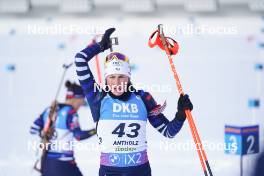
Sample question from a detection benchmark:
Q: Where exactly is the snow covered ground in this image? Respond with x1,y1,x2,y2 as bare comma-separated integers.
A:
0,16,263,175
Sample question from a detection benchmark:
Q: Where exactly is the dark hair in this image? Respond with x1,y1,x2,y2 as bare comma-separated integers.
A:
65,80,84,97
65,80,75,89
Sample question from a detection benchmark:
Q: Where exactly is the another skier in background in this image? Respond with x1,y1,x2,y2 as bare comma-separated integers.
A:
30,81,96,176
74,28,193,176
252,150,264,176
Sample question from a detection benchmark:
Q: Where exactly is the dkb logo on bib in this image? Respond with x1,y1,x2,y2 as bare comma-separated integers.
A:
113,103,138,113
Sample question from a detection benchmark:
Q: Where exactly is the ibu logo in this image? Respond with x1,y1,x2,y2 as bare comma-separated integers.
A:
113,103,138,113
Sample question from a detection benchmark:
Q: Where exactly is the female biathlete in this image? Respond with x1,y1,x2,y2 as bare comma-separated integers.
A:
74,28,193,176
30,81,96,176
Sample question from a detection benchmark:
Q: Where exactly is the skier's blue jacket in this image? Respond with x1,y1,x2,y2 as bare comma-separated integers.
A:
30,104,94,161
75,43,185,167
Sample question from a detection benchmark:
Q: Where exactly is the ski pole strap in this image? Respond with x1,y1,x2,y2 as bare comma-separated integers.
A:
148,27,179,55
110,37,119,52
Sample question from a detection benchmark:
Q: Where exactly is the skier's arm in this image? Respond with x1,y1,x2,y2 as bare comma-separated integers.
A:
148,112,186,139
140,91,193,138
30,111,45,136
66,110,96,141
75,28,115,122
75,43,102,122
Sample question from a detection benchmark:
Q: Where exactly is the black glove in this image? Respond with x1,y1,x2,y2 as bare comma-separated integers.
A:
175,94,193,121
99,28,115,52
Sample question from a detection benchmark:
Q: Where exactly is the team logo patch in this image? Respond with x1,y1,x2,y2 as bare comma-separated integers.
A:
149,101,167,116
109,154,120,165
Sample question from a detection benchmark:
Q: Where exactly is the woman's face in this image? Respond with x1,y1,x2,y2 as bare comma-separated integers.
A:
106,74,129,96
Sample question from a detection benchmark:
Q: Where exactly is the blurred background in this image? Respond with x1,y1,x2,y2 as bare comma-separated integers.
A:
0,0,264,175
